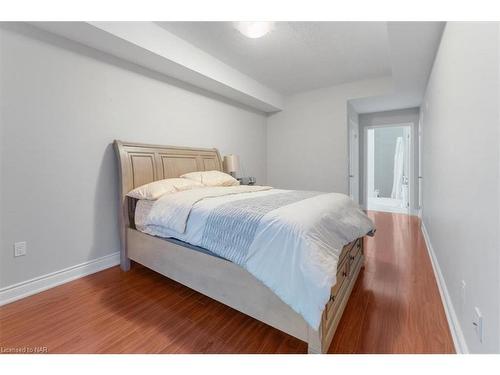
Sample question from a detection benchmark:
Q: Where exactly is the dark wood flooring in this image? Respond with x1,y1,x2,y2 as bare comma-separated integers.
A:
0,211,455,353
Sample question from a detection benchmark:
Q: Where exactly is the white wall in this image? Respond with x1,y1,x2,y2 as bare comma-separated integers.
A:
358,108,420,211
0,23,268,288
421,22,499,353
266,77,391,192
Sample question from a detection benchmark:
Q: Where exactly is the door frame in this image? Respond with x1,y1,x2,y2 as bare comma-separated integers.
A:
348,118,360,204
418,113,423,218
363,122,414,215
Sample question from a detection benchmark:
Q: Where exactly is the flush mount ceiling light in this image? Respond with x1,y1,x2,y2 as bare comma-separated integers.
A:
234,21,275,39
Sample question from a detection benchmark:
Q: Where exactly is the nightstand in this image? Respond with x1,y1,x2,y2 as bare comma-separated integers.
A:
237,177,256,185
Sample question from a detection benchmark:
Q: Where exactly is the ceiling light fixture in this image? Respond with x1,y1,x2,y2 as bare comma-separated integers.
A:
234,21,275,39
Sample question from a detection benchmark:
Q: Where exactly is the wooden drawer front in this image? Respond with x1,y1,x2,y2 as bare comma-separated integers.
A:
326,257,350,325
323,238,364,335
331,239,360,301
350,251,363,279
323,253,364,337
323,265,350,332
339,240,356,265
348,240,362,278
331,257,349,297
348,239,362,263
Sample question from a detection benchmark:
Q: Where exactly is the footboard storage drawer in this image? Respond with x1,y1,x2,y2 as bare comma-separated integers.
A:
338,239,357,265
324,263,350,329
348,239,362,275
321,238,364,348
330,257,350,303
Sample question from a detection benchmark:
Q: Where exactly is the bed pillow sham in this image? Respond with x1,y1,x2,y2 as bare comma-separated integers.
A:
127,178,204,200
180,170,240,187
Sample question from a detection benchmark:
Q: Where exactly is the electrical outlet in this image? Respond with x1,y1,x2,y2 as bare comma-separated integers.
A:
14,241,27,257
472,307,483,343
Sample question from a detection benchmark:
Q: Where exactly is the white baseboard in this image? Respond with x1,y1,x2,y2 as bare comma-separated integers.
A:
420,222,469,354
0,251,120,306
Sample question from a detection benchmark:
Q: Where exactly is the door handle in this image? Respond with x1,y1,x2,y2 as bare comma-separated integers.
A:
349,175,355,178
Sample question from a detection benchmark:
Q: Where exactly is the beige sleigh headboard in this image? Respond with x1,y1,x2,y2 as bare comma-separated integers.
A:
114,140,223,200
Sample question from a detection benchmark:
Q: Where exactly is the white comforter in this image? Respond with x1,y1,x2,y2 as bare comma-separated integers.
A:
137,187,374,330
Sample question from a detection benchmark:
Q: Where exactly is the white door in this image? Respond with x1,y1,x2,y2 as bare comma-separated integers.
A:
348,120,359,204
366,128,375,201
401,127,411,210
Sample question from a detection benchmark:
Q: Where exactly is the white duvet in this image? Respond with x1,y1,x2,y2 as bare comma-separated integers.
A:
136,187,374,330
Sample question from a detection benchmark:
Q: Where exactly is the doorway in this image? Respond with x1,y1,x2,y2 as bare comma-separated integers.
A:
348,118,359,204
365,124,412,214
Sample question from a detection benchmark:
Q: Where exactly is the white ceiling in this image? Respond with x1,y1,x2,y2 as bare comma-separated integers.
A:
157,21,444,113
157,22,392,95
351,22,445,113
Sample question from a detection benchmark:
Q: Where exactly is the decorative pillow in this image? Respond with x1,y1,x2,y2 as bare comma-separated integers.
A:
181,170,240,187
127,178,204,200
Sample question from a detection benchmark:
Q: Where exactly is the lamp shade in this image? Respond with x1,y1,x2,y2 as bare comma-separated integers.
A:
224,154,240,174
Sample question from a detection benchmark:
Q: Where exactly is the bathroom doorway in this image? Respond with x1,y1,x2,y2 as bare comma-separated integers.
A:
365,124,412,214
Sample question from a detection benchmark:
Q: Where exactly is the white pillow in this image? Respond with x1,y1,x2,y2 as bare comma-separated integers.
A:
181,170,239,187
127,178,203,200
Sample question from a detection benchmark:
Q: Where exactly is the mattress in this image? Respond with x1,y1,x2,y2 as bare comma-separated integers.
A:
135,199,223,258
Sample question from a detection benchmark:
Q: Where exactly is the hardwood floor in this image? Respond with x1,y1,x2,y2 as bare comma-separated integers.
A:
0,211,455,354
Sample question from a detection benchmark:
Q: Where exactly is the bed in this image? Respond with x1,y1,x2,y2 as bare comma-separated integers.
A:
114,140,373,354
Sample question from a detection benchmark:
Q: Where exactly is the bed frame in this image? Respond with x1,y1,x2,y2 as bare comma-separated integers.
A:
114,140,365,354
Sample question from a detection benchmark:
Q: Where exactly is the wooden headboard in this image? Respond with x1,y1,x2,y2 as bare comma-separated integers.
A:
113,140,223,269
114,140,223,200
